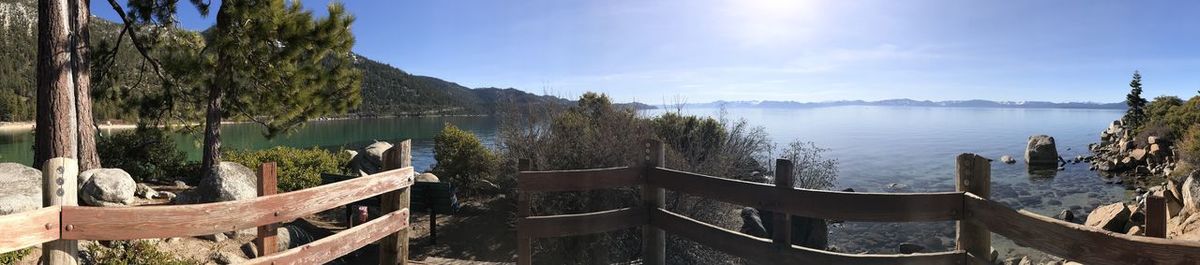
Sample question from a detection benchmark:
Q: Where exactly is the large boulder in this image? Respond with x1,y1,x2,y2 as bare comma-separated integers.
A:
416,172,440,183
79,169,137,206
347,141,392,175
0,163,41,215
199,162,258,202
1085,203,1131,233
1184,174,1200,217
1025,135,1059,169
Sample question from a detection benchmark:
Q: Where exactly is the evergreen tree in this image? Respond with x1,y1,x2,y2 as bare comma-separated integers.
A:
115,0,362,179
1124,71,1147,129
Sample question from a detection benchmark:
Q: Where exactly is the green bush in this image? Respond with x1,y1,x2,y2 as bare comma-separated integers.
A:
86,240,199,265
432,123,499,196
97,127,190,183
1179,125,1200,170
223,147,351,192
0,247,31,264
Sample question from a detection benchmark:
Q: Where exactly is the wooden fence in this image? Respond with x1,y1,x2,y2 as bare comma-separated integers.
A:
0,140,417,265
516,140,1200,265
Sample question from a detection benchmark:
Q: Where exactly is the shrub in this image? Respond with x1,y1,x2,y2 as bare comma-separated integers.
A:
223,147,351,192
97,127,190,183
497,93,831,264
1178,125,1200,172
778,140,839,190
85,240,199,265
0,248,31,264
432,123,500,196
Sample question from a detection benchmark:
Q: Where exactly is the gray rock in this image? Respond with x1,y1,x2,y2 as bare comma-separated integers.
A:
199,162,258,202
1000,155,1016,164
79,168,137,206
347,141,393,175
0,163,41,215
200,232,228,242
1025,135,1059,169
1183,173,1200,216
416,172,440,183
1057,209,1075,222
135,183,157,199
896,242,924,254
212,251,246,265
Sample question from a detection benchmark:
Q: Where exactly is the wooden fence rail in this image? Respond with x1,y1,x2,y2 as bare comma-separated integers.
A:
0,139,417,265
515,139,1200,265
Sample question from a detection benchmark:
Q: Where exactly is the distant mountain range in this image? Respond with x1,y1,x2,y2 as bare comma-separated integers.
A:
683,99,1126,110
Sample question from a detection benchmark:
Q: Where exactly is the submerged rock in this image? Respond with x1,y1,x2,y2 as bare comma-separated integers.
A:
1000,155,1016,164
1025,135,1059,170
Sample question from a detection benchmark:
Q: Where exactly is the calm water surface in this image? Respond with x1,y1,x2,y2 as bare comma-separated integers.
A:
0,106,1126,260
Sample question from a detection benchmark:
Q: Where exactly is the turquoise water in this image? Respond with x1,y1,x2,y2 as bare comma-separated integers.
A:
0,106,1126,259
0,116,498,173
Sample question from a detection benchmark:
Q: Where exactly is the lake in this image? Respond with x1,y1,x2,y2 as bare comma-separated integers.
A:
0,106,1126,259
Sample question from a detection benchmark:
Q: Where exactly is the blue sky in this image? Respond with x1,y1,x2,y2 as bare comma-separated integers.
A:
91,0,1200,104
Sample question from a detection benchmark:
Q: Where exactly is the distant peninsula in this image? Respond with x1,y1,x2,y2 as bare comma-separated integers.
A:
684,99,1126,110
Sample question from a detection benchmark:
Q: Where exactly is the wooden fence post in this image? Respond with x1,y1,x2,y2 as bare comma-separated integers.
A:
642,140,665,265
381,140,412,265
255,162,278,257
42,157,78,265
517,159,532,265
772,159,794,250
956,153,991,262
1146,191,1166,238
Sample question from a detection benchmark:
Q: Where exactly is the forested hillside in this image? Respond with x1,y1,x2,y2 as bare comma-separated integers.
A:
0,0,608,122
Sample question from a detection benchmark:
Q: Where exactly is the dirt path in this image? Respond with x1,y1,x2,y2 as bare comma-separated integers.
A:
331,195,517,264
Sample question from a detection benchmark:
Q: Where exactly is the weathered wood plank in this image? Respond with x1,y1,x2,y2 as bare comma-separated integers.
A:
255,162,279,257
772,159,794,250
60,167,414,240
955,154,990,261
648,208,965,265
0,206,61,253
964,193,1200,265
518,166,643,192
518,207,648,238
1145,192,1166,238
641,139,665,265
245,209,410,265
380,140,413,265
647,168,963,222
41,157,78,265
517,159,533,265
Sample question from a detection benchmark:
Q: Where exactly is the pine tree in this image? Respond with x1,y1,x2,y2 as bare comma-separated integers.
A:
114,0,362,179
1124,71,1147,130
34,0,101,170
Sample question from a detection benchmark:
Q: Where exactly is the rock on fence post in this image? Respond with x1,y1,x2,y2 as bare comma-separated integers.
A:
956,153,991,262
642,140,665,265
42,157,78,265
380,139,412,265
255,162,278,257
773,159,794,250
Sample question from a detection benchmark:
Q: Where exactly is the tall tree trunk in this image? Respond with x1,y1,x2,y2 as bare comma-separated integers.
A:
71,0,100,171
199,81,223,178
200,5,231,179
35,0,79,169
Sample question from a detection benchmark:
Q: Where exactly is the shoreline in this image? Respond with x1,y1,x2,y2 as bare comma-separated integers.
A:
0,114,492,133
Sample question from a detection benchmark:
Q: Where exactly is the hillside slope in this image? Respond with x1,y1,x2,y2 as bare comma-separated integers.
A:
0,0,576,121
